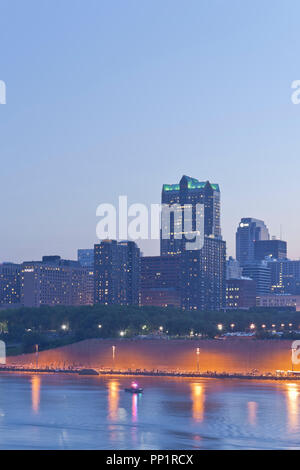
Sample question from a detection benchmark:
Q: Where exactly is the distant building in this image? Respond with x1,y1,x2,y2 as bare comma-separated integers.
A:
256,294,300,311
94,240,140,305
226,257,243,280
161,175,221,256
254,239,287,261
226,278,256,309
21,256,92,307
236,218,269,266
141,255,181,308
78,249,94,267
242,260,271,295
0,263,21,307
268,259,300,294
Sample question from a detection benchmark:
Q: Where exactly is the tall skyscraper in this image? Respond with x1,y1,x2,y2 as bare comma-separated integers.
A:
94,240,140,305
159,175,226,311
161,175,221,256
236,218,269,266
268,259,300,295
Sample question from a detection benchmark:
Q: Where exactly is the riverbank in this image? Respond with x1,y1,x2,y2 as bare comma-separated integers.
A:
1,365,300,381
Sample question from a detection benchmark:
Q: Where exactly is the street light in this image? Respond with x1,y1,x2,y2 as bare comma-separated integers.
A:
98,324,102,329
112,345,116,369
61,324,68,331
196,348,200,373
291,346,298,372
250,323,255,330
217,324,223,331
120,331,125,337
230,323,235,329
159,326,164,331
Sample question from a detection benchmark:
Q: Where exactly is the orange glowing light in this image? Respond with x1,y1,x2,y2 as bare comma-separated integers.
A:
31,375,41,413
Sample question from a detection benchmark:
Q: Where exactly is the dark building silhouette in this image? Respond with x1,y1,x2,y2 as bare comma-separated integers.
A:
0,263,21,307
236,218,269,266
94,240,140,305
254,239,287,261
226,278,256,309
161,175,221,256
141,255,181,307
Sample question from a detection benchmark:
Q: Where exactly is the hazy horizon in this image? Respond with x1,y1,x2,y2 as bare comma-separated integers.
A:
1,0,300,263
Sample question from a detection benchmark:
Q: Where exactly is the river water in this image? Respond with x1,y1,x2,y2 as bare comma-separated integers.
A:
0,373,299,449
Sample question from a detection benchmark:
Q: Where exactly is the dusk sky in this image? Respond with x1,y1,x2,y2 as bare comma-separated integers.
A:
1,0,300,263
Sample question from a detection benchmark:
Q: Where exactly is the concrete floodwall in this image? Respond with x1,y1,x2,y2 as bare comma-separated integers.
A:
6,338,297,374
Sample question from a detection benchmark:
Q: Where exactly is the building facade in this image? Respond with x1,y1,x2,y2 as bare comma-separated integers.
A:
21,256,92,307
256,294,300,311
180,237,226,311
254,239,287,261
94,240,140,305
226,278,256,309
236,218,269,266
78,249,94,267
0,263,21,307
140,255,181,308
161,175,221,256
242,261,271,295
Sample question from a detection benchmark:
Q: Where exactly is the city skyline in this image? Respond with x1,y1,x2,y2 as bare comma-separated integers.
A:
1,1,300,264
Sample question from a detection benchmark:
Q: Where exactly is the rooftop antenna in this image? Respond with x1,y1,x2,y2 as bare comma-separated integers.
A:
280,224,283,241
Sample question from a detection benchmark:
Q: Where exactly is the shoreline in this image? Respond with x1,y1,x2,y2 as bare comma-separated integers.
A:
0,366,299,381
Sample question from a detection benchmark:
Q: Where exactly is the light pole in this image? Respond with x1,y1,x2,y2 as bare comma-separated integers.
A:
291,347,297,372
112,345,116,370
196,348,200,373
35,344,39,370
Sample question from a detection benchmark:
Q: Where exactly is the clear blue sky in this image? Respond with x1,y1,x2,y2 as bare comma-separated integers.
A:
1,0,300,262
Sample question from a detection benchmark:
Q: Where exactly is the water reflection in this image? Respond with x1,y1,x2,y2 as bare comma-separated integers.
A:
132,393,138,423
108,380,119,421
286,383,300,431
247,401,258,426
191,383,205,422
31,375,41,413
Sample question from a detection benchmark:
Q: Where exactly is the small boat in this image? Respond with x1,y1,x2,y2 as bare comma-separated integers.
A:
124,381,143,393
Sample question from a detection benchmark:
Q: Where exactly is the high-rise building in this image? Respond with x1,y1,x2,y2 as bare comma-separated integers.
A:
161,175,221,256
242,260,271,295
254,239,287,261
21,256,92,307
0,263,21,307
78,249,94,267
180,237,226,311
94,240,140,305
140,256,181,307
236,218,269,266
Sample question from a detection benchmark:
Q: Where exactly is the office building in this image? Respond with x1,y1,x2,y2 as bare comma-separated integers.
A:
226,278,256,309
268,259,300,294
236,218,269,266
226,257,243,280
94,240,140,305
161,175,221,256
21,256,92,307
180,237,226,311
254,238,287,261
256,294,300,311
141,255,181,307
0,263,21,307
242,260,271,295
